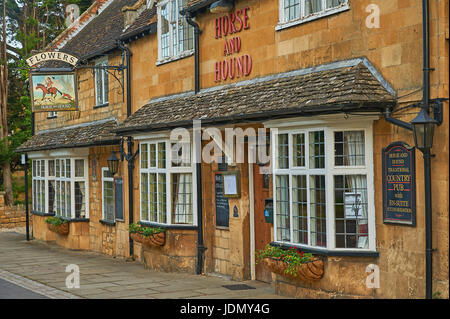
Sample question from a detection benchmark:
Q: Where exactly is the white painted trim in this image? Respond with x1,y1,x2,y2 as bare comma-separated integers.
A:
102,167,114,221
271,119,376,252
276,1,350,31
248,153,256,281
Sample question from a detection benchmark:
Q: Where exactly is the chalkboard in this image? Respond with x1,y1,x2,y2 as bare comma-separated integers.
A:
382,142,416,226
215,174,229,227
115,178,124,221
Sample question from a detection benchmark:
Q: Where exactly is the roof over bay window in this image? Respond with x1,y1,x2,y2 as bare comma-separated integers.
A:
114,57,396,134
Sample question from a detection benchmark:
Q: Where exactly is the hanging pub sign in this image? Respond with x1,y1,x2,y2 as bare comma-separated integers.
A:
26,51,78,67
30,71,78,112
382,141,416,226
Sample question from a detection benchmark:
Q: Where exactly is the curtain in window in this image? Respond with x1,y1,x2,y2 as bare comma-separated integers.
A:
305,0,322,15
173,173,192,224
345,131,368,248
276,175,290,242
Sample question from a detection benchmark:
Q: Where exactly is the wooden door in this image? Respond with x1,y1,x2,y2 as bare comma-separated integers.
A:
253,164,272,283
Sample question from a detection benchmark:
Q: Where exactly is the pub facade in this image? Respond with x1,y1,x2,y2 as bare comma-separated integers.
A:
17,0,449,299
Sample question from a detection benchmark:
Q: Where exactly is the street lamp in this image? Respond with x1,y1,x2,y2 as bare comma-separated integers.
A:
107,151,120,175
411,108,438,152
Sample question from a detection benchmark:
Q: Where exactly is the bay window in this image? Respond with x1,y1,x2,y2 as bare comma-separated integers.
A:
139,139,195,226
272,125,374,251
157,0,194,63
32,157,89,219
277,0,349,30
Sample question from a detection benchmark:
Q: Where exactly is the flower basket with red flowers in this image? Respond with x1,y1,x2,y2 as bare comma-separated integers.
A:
255,245,324,282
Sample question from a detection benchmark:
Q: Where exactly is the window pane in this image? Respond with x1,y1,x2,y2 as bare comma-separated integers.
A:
309,131,325,169
158,173,167,224
171,142,191,167
160,4,170,58
292,175,308,244
275,175,290,242
66,159,71,178
310,175,326,247
171,173,193,224
150,144,157,167
66,181,71,218
285,0,300,21
305,0,323,15
149,173,158,222
334,175,368,248
293,133,305,167
56,160,60,177
75,159,84,177
141,144,148,169
158,142,166,168
277,134,289,169
40,160,45,177
103,180,114,221
48,160,55,177
48,181,55,213
334,131,365,166
327,0,346,9
141,173,149,220
75,181,85,218
32,160,36,177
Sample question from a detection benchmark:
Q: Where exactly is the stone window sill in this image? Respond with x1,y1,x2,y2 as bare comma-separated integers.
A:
94,102,109,109
100,219,116,226
139,221,197,230
31,211,55,217
156,50,194,67
270,242,379,258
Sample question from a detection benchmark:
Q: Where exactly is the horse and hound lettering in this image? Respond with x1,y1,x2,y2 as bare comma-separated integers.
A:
30,72,78,112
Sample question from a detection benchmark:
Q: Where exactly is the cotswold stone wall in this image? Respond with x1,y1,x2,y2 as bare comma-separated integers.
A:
0,192,30,229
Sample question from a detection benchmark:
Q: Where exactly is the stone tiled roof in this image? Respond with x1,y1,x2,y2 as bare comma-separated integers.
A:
61,0,137,59
115,59,396,134
16,120,120,152
120,6,157,41
183,0,216,13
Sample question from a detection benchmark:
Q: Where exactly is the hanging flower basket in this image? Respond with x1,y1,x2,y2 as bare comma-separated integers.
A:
263,257,324,282
129,223,166,247
46,222,69,235
256,244,324,282
130,232,165,247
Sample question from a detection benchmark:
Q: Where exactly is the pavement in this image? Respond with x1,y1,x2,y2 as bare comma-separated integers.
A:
0,230,288,299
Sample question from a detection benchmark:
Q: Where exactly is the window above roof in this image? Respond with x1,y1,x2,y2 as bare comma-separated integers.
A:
277,0,350,31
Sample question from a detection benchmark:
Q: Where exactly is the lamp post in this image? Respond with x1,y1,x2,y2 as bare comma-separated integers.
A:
410,107,438,299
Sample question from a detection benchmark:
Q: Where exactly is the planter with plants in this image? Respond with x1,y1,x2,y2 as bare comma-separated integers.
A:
256,245,324,282
45,216,70,235
128,223,166,247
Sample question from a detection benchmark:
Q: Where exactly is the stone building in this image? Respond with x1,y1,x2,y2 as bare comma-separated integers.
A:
17,0,449,299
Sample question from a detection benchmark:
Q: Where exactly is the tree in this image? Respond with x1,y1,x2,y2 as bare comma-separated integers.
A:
1,0,93,204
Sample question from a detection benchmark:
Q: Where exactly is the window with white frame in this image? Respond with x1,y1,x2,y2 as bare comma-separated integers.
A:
102,167,115,222
157,0,194,62
272,125,374,251
278,0,349,29
95,57,109,106
32,158,89,218
139,139,195,225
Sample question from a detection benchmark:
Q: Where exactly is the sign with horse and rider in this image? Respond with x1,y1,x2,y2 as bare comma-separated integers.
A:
30,71,78,112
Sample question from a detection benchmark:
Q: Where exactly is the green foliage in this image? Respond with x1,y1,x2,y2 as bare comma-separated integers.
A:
432,291,442,299
255,244,314,277
128,223,165,237
45,216,68,226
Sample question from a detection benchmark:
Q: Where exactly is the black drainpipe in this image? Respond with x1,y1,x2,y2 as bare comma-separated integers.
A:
185,12,205,274
119,40,135,257
422,0,434,300
186,12,201,93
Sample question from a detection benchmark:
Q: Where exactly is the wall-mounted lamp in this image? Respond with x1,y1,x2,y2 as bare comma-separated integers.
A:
410,108,438,152
209,0,234,13
107,151,120,175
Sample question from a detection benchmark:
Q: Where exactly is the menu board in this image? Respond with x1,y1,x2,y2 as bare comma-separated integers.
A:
215,174,229,227
382,142,416,226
